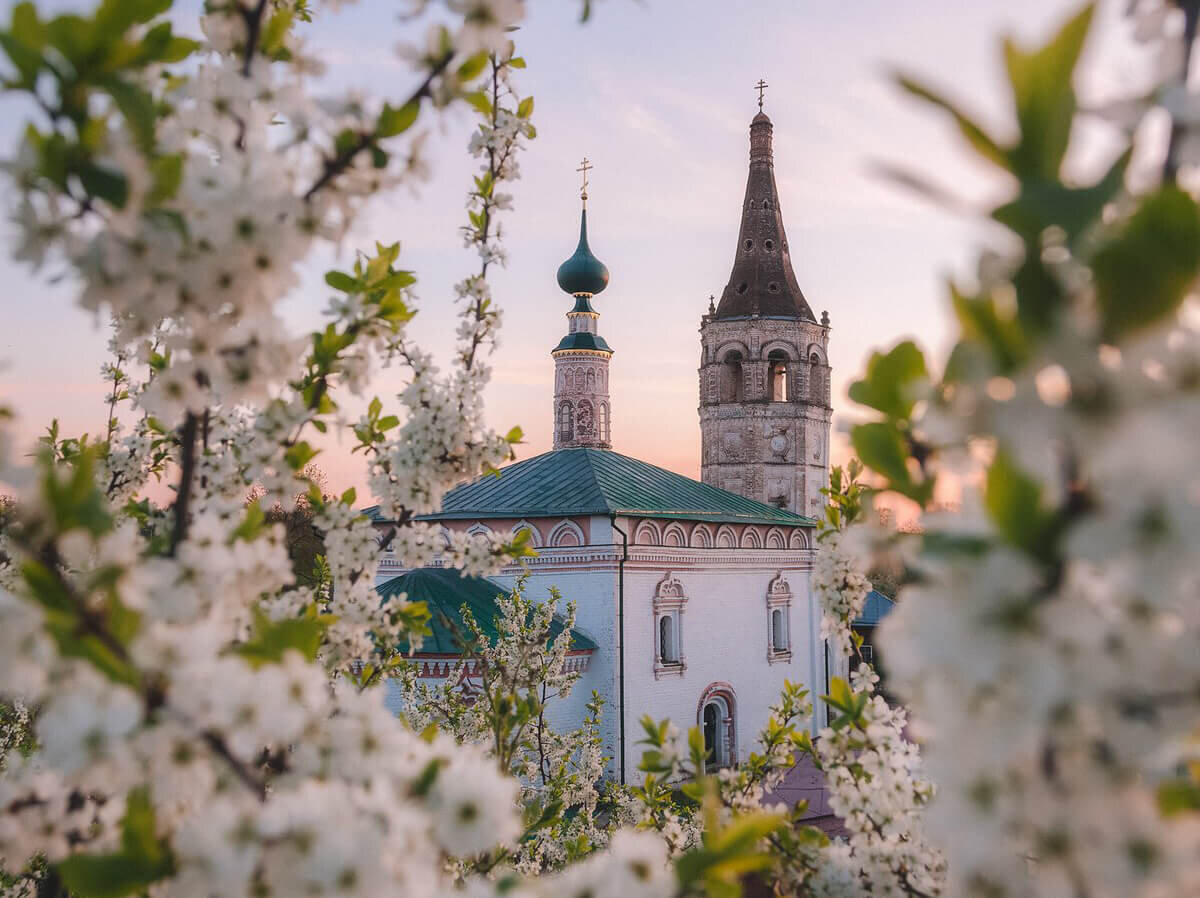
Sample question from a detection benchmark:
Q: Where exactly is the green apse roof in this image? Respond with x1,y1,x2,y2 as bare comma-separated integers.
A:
415,447,816,526
553,332,613,353
376,567,597,654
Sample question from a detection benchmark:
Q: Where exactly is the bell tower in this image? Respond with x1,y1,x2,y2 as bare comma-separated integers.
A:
698,92,832,517
553,158,614,450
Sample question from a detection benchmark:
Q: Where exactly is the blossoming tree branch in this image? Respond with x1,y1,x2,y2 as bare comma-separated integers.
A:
1,1,1198,898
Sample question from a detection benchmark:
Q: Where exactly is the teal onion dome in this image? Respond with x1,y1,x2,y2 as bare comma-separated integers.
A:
556,209,609,296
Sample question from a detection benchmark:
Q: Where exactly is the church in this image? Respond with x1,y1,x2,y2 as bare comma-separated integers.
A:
372,100,834,783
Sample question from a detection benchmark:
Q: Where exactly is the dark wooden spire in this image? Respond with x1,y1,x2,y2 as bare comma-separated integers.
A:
714,111,815,321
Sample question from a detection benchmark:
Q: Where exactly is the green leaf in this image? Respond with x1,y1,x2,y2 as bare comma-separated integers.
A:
850,422,910,490
1002,3,1093,179
948,283,1029,375
100,76,157,153
260,8,293,56
992,147,1130,244
894,74,1010,172
57,787,172,898
456,50,489,81
159,34,199,63
463,90,492,117
377,100,419,138
235,604,332,667
517,96,534,119
340,487,357,506
78,162,129,209
147,153,182,205
1157,779,1200,816
985,448,1055,555
847,339,928,420
507,55,526,68
325,270,357,292
284,441,318,471
94,0,169,42
1092,185,1200,340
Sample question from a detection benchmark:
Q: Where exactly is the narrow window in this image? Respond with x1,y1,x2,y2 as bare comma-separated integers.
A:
599,402,610,442
659,615,676,663
558,402,574,441
768,350,788,401
721,351,744,403
772,608,786,651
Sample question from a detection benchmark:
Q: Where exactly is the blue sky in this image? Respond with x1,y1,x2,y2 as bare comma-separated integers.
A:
0,0,1141,496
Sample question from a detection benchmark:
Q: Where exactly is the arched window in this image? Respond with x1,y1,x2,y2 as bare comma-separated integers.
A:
772,608,786,651
660,615,676,663
598,402,610,442
768,350,789,402
587,368,596,390
809,352,824,403
766,573,792,662
558,401,574,441
720,350,744,403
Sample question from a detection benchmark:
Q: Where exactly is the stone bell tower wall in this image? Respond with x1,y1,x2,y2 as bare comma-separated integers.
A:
698,315,831,518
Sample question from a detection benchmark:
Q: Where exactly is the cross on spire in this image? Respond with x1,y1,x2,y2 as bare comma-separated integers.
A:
755,79,768,111
577,157,593,206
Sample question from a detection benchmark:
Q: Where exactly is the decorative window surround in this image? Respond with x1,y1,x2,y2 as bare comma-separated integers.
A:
766,571,792,663
697,681,738,769
653,571,688,679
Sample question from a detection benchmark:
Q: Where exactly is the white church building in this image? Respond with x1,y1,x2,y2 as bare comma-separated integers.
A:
371,102,834,783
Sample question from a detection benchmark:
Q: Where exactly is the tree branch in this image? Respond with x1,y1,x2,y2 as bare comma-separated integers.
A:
168,412,200,557
302,50,454,201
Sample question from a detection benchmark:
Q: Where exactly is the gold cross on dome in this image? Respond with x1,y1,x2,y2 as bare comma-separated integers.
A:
755,79,768,110
577,157,593,205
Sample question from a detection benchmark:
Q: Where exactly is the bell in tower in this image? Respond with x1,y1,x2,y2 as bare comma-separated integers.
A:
697,84,832,517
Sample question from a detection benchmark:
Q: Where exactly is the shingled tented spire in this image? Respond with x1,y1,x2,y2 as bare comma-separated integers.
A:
714,109,815,321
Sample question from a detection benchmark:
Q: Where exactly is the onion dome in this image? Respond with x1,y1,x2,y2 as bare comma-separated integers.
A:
556,209,609,296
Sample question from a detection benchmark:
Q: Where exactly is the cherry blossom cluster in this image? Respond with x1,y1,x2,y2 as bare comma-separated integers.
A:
0,2,676,898
811,529,873,660
848,3,1200,896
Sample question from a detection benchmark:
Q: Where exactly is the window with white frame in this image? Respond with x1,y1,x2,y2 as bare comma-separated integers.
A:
766,572,792,662
653,571,687,678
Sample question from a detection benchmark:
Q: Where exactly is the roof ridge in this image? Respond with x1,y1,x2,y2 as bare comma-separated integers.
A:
580,447,619,515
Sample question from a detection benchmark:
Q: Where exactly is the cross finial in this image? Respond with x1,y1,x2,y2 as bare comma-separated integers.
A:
755,79,768,111
576,156,593,206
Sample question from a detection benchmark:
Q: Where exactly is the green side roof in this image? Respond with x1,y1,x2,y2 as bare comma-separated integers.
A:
416,447,816,526
377,567,597,654
553,332,613,353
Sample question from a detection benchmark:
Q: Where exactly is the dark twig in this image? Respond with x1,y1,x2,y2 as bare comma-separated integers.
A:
168,412,200,557
302,50,454,201
240,0,270,78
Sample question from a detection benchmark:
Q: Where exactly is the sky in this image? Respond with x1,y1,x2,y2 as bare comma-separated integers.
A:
0,0,1146,500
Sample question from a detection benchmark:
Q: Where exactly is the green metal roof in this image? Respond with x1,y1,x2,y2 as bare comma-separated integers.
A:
377,567,597,654
415,447,816,527
553,332,612,353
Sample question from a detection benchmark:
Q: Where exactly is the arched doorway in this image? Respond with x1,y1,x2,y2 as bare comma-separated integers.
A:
697,683,736,770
